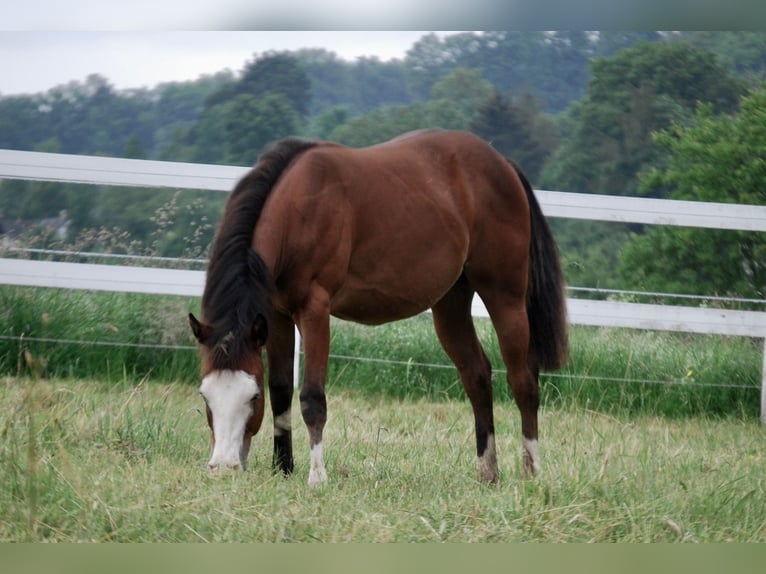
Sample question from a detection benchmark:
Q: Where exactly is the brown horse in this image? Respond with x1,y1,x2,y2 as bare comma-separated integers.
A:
189,129,567,486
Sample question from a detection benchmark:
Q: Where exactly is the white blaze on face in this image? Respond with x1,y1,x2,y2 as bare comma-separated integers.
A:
199,369,260,470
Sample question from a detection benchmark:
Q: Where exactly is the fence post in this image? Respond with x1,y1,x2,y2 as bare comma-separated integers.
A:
293,326,302,389
761,338,766,425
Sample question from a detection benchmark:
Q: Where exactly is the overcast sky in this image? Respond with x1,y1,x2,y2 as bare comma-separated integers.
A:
0,31,448,97
2,0,756,97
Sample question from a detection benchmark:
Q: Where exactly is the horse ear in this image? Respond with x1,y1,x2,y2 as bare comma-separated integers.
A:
188,313,212,344
251,314,268,348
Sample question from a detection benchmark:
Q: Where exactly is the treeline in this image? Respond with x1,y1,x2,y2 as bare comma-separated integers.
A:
1,31,765,299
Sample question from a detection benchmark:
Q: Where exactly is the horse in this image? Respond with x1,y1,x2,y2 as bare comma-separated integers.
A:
188,129,568,486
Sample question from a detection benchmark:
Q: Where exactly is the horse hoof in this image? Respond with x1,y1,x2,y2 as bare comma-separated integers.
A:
308,469,328,487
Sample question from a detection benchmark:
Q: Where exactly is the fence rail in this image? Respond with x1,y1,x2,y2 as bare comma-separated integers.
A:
1,149,765,422
3,149,766,231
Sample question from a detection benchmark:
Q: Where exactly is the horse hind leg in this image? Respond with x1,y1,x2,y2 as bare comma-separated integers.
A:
478,288,541,477
431,276,498,483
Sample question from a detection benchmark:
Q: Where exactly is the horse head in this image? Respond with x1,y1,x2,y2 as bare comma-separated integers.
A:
188,313,268,471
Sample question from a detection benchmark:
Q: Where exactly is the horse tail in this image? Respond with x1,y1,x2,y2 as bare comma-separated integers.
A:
510,161,569,371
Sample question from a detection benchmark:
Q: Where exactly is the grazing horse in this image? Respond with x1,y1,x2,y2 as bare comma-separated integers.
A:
189,129,568,486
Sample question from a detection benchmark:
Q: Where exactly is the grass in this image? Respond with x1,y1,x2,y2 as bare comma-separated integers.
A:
1,285,763,541
1,375,764,542
0,287,200,382
325,314,761,418
1,285,762,419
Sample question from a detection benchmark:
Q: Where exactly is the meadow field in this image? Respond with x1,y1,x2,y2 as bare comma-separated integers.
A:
1,286,764,542
1,376,764,542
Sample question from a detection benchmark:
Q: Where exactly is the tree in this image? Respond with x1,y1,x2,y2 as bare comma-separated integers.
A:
678,31,766,80
191,93,303,165
297,49,357,117
429,68,493,119
592,31,663,58
328,104,431,147
223,93,304,165
540,41,747,197
308,105,350,139
404,33,458,101
206,52,311,118
0,95,47,150
404,31,597,113
617,88,766,299
326,98,476,148
123,134,147,159
470,90,558,182
294,49,413,117
350,56,412,113
152,72,234,160
537,41,749,291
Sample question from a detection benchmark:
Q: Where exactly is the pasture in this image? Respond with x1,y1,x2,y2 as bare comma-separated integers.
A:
1,373,764,542
1,286,764,542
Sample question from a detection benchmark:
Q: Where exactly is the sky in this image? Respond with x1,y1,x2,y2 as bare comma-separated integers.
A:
0,31,444,97
2,0,760,97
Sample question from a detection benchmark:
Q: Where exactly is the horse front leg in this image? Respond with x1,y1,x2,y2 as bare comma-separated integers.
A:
267,312,297,475
296,290,331,487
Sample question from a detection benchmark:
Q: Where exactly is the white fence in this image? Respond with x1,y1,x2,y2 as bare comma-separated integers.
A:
1,149,765,422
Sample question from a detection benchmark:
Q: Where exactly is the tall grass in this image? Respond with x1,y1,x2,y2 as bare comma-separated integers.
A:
0,287,200,383
0,286,762,418
1,286,763,541
326,315,761,418
0,376,763,542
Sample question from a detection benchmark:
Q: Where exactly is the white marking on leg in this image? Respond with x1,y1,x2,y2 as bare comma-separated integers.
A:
523,437,541,475
477,433,498,483
307,441,328,487
274,409,291,437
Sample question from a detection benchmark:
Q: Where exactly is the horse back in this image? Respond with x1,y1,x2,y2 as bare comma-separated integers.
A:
253,130,530,322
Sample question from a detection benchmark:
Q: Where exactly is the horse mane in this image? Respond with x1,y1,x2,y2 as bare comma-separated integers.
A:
201,137,320,367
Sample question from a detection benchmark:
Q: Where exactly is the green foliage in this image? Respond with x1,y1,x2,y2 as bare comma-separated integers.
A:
541,41,747,198
206,52,310,117
307,105,350,139
0,95,48,150
618,89,766,298
327,106,411,147
549,220,633,290
679,31,766,80
537,40,753,291
122,134,146,159
172,52,311,164
192,92,304,165
429,68,493,115
405,31,594,113
470,89,559,182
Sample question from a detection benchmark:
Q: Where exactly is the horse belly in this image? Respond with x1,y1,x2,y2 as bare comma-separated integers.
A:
330,250,464,325
330,286,431,325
